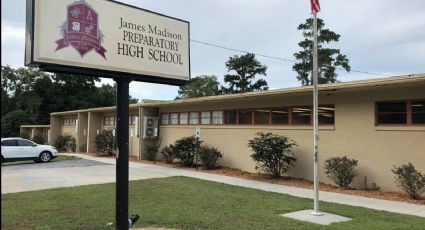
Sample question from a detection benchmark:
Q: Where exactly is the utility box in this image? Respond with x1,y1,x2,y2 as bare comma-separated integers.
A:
143,117,159,139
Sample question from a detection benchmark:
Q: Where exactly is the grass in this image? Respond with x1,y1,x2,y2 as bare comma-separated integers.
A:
1,177,424,230
2,155,78,166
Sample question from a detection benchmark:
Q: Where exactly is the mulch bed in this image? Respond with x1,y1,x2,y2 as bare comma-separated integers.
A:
81,153,425,205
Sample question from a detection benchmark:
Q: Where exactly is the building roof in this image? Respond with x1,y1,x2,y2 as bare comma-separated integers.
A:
143,73,425,107
50,74,425,114
20,125,50,128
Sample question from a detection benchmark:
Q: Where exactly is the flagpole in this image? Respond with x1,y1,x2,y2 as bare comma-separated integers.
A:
311,11,322,216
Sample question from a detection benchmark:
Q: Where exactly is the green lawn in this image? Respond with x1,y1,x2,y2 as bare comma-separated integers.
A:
2,155,78,166
1,177,424,230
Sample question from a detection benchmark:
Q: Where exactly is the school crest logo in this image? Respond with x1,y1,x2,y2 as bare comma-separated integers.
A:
55,0,107,59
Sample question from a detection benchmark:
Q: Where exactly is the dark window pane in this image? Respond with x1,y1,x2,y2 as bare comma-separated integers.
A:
378,114,407,124
377,102,406,113
224,110,237,124
2,140,18,146
318,105,335,125
377,102,407,124
254,110,270,124
292,107,311,125
18,140,34,146
412,100,425,124
271,108,289,124
239,110,253,124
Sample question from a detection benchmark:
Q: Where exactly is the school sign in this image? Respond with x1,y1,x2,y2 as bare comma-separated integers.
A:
26,0,190,85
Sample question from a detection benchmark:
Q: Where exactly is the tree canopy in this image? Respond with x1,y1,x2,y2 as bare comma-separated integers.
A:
1,65,138,137
176,75,220,99
221,53,268,94
293,18,351,86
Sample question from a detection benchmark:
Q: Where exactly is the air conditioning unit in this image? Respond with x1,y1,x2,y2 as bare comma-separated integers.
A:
143,117,158,139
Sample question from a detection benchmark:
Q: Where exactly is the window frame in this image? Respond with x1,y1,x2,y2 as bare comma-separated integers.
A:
375,99,425,126
159,104,336,127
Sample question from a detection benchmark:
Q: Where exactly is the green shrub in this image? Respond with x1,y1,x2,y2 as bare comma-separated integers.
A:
391,163,425,199
94,129,116,156
323,156,358,188
173,136,202,167
54,134,76,152
248,132,297,178
161,144,176,164
31,134,46,145
199,145,223,169
144,137,162,162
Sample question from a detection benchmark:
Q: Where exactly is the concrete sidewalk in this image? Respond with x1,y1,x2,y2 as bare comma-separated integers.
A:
66,153,425,218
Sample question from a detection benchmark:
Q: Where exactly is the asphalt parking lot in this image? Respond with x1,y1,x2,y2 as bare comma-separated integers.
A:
1,156,170,194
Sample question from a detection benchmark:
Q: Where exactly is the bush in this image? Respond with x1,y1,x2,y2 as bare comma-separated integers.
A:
391,163,425,199
94,129,116,156
173,136,202,167
323,156,358,188
161,145,176,164
144,137,162,162
31,134,46,145
54,134,76,152
199,145,223,169
248,132,297,178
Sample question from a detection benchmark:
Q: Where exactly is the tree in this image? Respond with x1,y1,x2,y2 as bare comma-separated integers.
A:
248,132,297,178
293,18,351,86
221,53,268,94
1,110,35,137
176,75,220,99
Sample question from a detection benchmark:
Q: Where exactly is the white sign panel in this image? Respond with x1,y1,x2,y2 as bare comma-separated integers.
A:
195,127,200,138
26,0,190,85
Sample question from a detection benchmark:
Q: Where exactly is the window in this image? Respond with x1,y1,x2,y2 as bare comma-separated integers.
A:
377,102,407,124
189,112,199,125
412,100,425,124
170,113,178,125
318,105,335,125
104,116,116,126
1,140,18,146
129,115,138,125
161,114,169,125
254,109,270,124
239,110,253,125
271,108,289,125
212,111,223,125
201,111,211,124
179,112,188,125
224,110,237,124
292,106,311,125
63,118,77,126
18,139,34,146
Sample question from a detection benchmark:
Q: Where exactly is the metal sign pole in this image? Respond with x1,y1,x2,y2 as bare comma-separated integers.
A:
311,12,322,216
115,78,130,229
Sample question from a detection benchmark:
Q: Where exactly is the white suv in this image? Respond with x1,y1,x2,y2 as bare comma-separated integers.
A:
1,138,58,164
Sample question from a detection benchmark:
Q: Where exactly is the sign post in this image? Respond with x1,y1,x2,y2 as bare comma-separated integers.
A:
26,0,190,229
115,78,130,229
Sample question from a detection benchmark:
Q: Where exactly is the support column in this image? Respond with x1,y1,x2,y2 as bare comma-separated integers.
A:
115,78,130,229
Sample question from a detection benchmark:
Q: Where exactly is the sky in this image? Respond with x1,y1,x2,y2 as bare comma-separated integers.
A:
2,0,425,101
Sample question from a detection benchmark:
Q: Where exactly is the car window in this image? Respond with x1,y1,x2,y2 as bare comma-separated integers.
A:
1,140,19,146
18,139,35,146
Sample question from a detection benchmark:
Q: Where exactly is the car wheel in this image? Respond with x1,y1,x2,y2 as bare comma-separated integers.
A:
39,151,52,163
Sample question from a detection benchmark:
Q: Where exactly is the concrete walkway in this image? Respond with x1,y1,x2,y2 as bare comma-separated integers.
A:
65,153,425,218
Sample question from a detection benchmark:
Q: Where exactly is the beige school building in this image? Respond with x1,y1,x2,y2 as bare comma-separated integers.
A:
21,74,425,192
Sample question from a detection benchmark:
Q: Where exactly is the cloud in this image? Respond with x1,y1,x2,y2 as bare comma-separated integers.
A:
1,24,25,67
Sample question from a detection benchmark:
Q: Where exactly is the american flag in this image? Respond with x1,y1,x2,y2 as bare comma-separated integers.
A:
310,0,321,13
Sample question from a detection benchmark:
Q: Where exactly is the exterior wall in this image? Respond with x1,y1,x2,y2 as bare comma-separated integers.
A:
98,109,140,156
50,115,62,145
139,107,159,159
77,113,88,152
87,112,102,153
158,84,425,192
